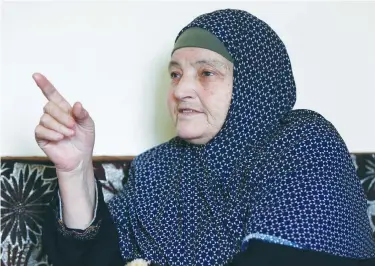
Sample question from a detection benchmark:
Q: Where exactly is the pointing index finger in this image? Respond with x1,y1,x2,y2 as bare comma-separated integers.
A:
32,73,72,112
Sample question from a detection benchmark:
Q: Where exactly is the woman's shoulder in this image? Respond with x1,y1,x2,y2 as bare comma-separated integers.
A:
279,109,335,133
256,108,353,170
274,109,347,152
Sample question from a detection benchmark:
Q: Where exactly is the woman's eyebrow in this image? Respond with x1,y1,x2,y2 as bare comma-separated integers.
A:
168,61,180,70
193,59,229,70
168,59,230,71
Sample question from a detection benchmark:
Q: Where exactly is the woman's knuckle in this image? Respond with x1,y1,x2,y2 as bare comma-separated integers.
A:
34,125,42,136
40,114,48,125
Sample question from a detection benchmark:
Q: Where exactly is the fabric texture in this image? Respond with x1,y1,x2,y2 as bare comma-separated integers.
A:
0,159,131,266
41,183,375,266
1,155,375,266
106,8,375,265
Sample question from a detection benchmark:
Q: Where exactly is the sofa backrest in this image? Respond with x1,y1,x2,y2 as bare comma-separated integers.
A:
1,154,374,266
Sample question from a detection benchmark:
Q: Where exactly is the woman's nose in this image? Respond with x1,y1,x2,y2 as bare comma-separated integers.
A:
173,75,197,100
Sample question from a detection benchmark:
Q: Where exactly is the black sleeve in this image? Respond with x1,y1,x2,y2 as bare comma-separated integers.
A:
41,180,124,266
227,240,375,266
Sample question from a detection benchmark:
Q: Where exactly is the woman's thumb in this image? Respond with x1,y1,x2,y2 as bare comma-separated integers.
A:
72,102,92,127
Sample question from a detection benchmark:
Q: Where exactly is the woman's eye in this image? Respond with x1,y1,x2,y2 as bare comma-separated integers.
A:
201,71,214,77
170,72,180,79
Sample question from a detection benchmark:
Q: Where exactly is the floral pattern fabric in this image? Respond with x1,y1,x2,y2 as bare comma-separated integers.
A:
0,155,374,266
354,154,375,234
1,159,131,266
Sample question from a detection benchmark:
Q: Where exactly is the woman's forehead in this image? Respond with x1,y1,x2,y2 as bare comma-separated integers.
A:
170,47,232,69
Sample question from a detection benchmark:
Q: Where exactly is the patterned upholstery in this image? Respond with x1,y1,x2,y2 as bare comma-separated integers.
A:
1,155,374,266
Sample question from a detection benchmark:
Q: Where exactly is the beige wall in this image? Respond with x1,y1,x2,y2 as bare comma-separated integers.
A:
1,1,375,156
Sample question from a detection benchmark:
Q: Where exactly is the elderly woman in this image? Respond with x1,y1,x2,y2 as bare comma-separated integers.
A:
34,9,374,266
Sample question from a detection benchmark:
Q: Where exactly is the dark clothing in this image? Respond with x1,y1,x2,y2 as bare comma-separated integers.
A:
41,181,375,266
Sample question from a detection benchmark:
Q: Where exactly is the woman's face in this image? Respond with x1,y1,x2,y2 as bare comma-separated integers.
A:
167,47,234,145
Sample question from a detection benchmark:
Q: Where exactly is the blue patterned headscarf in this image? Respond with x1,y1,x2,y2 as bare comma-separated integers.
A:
108,9,375,265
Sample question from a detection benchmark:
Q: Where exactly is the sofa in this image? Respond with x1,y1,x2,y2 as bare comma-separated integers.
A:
1,154,374,266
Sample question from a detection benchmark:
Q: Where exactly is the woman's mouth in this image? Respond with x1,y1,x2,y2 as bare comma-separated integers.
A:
178,108,202,116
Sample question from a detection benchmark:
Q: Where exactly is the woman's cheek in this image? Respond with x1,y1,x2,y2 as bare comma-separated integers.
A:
167,91,177,118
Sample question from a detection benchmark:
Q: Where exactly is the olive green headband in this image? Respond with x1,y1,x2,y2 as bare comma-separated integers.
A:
172,27,233,63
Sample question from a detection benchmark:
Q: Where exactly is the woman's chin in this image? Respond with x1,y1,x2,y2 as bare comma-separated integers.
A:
176,127,204,143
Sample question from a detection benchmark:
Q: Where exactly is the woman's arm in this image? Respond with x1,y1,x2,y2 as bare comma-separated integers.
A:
41,179,124,266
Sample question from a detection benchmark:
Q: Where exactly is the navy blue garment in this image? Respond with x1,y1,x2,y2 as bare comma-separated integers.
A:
107,9,375,265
